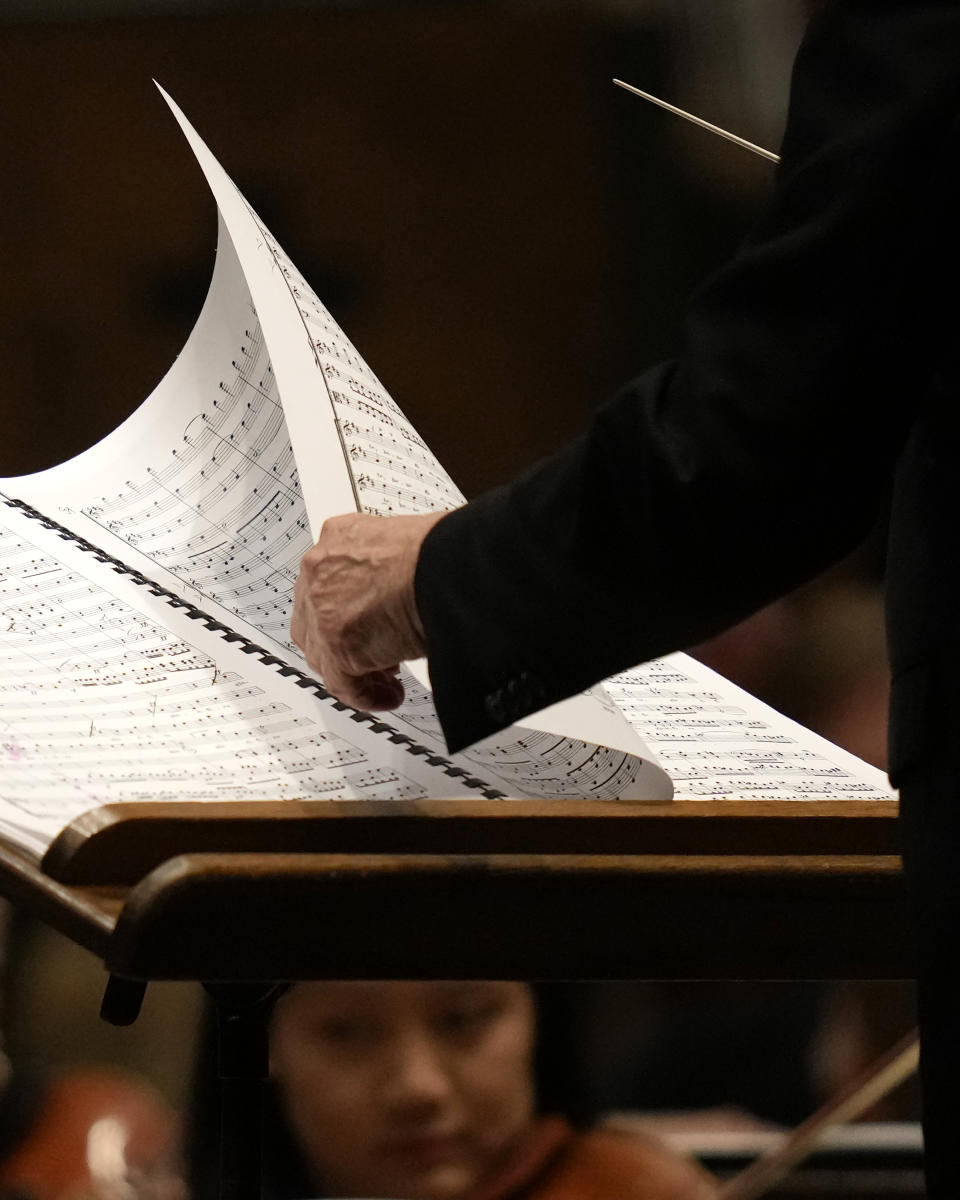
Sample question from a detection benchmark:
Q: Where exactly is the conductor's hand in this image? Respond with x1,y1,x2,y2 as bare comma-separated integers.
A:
291,511,445,711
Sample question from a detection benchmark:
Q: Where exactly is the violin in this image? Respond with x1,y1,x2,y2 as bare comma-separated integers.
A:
0,1067,182,1200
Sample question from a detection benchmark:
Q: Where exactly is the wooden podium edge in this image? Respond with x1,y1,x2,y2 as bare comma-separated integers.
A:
0,836,120,961
104,849,910,983
41,797,902,886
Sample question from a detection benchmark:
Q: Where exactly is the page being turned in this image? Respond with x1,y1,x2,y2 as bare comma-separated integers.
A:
154,91,668,801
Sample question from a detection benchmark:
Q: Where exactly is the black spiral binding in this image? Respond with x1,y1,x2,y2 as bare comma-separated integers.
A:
3,496,505,800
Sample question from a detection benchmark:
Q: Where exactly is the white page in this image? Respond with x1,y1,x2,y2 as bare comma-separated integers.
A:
385,667,671,801
604,652,895,801
3,220,311,654
0,500,512,856
153,88,665,801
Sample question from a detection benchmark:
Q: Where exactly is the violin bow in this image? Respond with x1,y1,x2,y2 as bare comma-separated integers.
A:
714,1029,920,1200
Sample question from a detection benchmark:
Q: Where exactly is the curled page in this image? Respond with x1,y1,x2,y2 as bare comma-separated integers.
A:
1,88,667,805
156,87,669,801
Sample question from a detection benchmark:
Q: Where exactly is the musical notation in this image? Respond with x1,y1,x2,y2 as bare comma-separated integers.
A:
253,222,465,518
68,312,309,653
603,655,894,801
388,669,644,800
222,216,675,794
0,513,429,851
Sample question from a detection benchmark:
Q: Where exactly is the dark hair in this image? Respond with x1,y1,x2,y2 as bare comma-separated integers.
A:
529,983,594,1127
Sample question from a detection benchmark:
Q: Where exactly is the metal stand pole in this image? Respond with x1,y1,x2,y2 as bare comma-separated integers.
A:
206,982,286,1200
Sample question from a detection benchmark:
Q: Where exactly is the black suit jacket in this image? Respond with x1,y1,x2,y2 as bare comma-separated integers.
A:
416,11,960,1185
415,0,960,764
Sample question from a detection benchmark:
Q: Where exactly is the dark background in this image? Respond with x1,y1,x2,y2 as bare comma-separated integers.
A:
0,1,781,493
0,0,913,1158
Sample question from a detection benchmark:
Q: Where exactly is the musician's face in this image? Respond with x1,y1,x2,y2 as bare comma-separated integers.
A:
269,980,536,1200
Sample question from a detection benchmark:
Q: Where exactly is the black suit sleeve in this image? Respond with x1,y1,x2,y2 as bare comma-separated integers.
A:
414,0,960,753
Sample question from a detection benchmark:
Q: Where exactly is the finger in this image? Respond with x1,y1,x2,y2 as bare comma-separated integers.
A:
289,606,303,650
321,657,405,712
355,669,406,711
289,611,323,674
290,575,309,649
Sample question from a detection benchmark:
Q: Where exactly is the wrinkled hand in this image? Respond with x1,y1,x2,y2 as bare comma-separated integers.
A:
291,511,445,711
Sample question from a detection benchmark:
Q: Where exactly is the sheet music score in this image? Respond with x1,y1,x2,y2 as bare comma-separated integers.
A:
389,668,650,799
0,502,464,855
255,223,464,520
13,233,310,656
0,90,894,857
4,94,664,810
605,654,894,801
3,228,656,805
